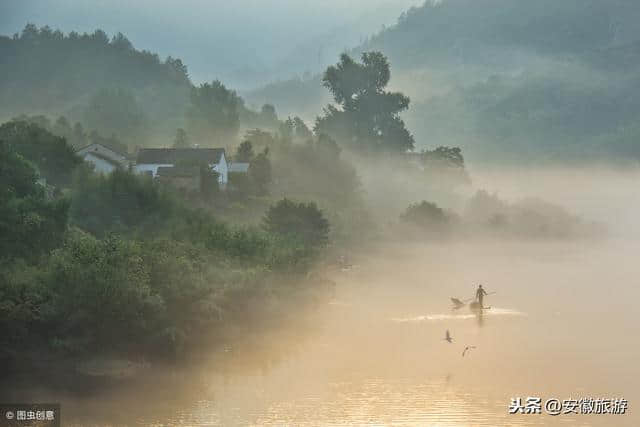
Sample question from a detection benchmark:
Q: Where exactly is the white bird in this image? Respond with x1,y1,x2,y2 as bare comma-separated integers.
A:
444,330,453,343
462,346,476,357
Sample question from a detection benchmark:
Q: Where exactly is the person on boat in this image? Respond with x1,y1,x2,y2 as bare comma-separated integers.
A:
475,284,488,308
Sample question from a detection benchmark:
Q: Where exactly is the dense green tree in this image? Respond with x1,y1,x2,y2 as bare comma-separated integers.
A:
249,148,272,196
244,129,277,152
270,133,360,211
280,116,314,143
0,24,191,134
0,120,82,186
187,80,241,145
263,198,329,248
400,201,450,227
421,146,470,187
69,168,176,235
235,140,255,162
43,231,160,352
293,117,313,141
315,52,414,153
0,141,69,260
423,146,465,169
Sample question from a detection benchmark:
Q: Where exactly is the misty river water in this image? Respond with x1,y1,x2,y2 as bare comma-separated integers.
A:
6,169,640,426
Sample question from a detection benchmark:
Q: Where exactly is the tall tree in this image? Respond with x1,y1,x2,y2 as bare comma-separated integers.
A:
187,80,241,145
0,120,82,186
249,147,272,196
0,141,69,260
263,198,329,248
235,140,254,162
315,52,414,153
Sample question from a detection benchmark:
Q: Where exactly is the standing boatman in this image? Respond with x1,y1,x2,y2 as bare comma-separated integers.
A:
476,284,488,308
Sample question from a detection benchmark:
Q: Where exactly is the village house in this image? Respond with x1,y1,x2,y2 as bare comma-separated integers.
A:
156,166,201,192
135,148,228,185
76,143,131,174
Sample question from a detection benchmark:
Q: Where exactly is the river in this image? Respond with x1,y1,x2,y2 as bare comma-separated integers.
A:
4,168,639,426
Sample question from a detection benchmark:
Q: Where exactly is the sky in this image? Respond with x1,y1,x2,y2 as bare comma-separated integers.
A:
0,0,423,88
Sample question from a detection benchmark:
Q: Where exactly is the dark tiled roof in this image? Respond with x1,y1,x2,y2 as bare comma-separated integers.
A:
84,151,123,167
136,148,225,164
76,143,129,160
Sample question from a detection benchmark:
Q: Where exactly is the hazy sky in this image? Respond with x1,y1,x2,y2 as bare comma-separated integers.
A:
0,0,422,88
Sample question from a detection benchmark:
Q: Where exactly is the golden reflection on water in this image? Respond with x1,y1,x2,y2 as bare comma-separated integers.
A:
10,236,640,427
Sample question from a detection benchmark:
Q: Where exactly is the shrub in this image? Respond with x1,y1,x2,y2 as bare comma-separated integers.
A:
400,200,450,228
263,198,330,248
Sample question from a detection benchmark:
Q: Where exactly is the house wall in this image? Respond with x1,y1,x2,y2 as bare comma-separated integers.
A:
84,153,117,174
137,154,228,184
213,152,228,184
135,163,174,177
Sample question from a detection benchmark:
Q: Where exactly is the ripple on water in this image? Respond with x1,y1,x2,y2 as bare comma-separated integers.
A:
391,308,526,323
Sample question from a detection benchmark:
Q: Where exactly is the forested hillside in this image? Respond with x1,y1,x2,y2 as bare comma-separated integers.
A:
0,24,281,149
247,0,640,163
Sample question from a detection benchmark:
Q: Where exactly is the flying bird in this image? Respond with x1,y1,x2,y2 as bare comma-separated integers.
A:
444,330,453,343
462,346,476,357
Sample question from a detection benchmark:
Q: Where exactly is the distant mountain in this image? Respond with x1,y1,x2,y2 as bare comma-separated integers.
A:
0,24,284,148
0,24,191,139
248,0,640,163
359,0,640,69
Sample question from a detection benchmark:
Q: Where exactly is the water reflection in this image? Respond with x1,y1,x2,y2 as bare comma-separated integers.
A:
3,238,638,426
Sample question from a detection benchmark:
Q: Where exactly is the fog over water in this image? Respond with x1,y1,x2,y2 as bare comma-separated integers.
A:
2,1,640,425
5,167,638,426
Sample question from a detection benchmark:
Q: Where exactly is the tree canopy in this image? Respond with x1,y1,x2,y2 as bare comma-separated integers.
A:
263,199,329,248
0,120,82,186
187,80,241,145
315,52,414,153
0,141,69,260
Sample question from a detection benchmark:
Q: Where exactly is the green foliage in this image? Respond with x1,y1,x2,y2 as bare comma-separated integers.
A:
0,141,69,260
187,80,241,145
279,116,313,143
69,168,176,235
235,140,255,162
263,198,329,249
0,25,191,139
244,129,277,152
400,201,450,228
249,148,272,196
43,231,159,352
423,146,465,169
315,52,414,153
13,114,91,150
271,133,360,210
0,120,82,186
421,146,471,187
83,88,148,146
238,103,281,132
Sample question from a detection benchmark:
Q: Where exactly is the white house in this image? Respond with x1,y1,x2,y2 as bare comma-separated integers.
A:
135,148,228,184
76,143,130,174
